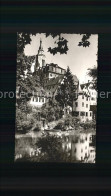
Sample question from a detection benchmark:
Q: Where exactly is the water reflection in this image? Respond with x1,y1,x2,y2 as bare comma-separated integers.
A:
15,131,96,163
62,133,96,163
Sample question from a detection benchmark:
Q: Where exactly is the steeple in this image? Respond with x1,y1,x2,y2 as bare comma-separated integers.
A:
39,38,43,50
38,38,43,53
35,38,46,70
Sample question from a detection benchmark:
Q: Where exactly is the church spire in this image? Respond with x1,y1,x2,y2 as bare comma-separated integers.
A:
39,38,43,50
35,38,46,70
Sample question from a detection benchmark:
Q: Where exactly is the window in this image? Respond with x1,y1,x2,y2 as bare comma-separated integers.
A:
86,112,88,117
50,73,52,77
81,149,83,153
75,102,78,107
91,97,95,101
90,112,92,117
33,97,34,101
80,111,85,116
86,104,88,108
39,97,41,102
73,111,79,117
82,102,84,107
86,97,88,101
36,97,38,102
82,95,84,99
90,136,92,141
42,98,44,102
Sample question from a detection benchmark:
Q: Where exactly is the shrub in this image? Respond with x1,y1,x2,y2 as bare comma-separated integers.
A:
21,120,33,133
36,133,70,162
54,120,64,130
64,114,73,126
33,122,41,132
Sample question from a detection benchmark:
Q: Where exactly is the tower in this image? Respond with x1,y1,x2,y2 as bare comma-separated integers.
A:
35,38,46,70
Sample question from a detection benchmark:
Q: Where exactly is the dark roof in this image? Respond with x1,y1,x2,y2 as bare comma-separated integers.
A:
44,75,64,87
46,63,66,70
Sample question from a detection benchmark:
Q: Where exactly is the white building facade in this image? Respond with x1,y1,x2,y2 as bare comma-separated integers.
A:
75,82,97,122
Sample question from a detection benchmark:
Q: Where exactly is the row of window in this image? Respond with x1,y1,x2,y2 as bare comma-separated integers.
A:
32,97,45,103
82,95,95,101
78,111,92,117
75,102,89,108
49,66,65,74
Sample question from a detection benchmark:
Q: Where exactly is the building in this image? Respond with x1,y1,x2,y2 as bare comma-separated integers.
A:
62,133,96,163
74,81,97,122
71,133,96,163
28,39,79,109
43,63,66,84
29,88,47,108
35,38,46,70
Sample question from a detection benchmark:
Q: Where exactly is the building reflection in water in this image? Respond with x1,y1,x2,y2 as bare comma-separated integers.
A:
62,133,96,163
15,131,96,163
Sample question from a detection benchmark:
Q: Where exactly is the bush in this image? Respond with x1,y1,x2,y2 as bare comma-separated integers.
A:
80,120,96,130
64,114,73,126
54,120,64,130
36,133,70,162
21,120,33,133
33,122,41,132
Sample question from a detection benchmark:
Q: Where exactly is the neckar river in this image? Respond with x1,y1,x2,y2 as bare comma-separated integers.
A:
15,130,96,163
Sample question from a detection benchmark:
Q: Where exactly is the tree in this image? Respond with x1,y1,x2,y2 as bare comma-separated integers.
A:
48,34,68,55
41,99,63,122
16,33,92,82
46,33,91,55
36,133,70,162
78,34,91,47
87,66,97,90
55,66,77,113
17,32,37,54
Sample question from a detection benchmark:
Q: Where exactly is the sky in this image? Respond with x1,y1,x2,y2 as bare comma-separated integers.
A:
24,33,98,84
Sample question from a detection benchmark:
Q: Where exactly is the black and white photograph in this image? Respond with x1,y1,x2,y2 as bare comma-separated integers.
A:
15,33,97,163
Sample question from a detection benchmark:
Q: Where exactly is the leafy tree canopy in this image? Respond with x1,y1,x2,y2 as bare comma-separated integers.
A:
55,66,77,108
87,65,97,90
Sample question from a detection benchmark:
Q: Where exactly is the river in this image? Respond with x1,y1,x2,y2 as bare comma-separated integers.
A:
15,129,96,163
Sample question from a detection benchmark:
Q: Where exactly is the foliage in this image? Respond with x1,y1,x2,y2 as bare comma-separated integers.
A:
55,66,77,111
87,66,97,90
46,33,91,55
17,32,91,56
80,120,96,130
17,32,36,53
32,123,41,132
54,120,64,130
64,114,73,127
36,133,70,162
64,114,80,127
78,34,91,47
16,110,33,133
16,103,41,133
41,99,63,122
54,115,81,131
48,36,68,55
21,120,33,133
